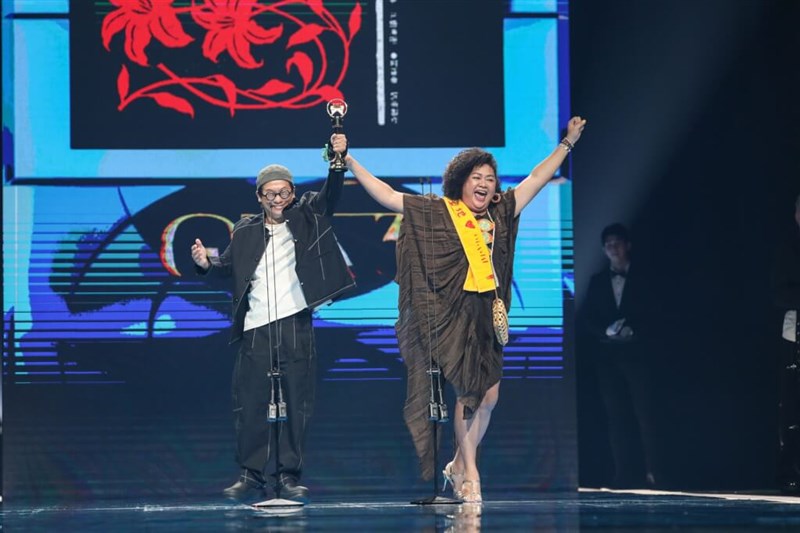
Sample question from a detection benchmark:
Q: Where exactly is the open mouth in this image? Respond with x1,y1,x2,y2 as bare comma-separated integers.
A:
474,190,488,201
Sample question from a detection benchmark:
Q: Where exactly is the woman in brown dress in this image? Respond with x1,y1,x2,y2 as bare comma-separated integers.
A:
341,116,586,502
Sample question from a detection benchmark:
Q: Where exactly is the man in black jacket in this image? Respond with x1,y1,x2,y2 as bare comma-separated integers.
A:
773,193,800,494
581,223,659,488
191,135,354,503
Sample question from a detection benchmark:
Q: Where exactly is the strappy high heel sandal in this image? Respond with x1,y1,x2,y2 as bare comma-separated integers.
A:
442,461,464,496
459,479,482,503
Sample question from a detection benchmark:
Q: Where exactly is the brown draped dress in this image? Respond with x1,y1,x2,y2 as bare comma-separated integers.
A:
395,190,519,480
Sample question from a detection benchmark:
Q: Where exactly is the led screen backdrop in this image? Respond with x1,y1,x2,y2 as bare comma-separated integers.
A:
8,0,560,179
69,0,505,149
3,0,575,499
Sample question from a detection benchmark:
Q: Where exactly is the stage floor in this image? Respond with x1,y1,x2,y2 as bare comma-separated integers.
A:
2,489,799,532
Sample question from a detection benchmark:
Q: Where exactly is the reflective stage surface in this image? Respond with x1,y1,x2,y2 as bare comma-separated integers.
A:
2,490,799,532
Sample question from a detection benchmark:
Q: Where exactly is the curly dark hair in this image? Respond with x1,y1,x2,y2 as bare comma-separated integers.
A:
441,148,501,200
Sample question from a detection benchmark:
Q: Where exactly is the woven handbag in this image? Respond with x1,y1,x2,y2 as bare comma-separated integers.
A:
492,294,509,346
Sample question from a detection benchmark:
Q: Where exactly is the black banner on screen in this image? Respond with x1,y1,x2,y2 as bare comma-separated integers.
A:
69,0,505,149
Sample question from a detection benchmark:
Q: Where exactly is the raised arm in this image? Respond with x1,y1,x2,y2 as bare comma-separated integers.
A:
309,133,350,216
191,238,211,270
191,237,233,278
514,116,587,216
343,149,404,213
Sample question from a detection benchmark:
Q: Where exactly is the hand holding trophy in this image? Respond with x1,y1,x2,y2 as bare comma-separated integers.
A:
325,99,348,171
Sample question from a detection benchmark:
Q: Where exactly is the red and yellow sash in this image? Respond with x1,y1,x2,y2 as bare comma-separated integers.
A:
443,198,496,293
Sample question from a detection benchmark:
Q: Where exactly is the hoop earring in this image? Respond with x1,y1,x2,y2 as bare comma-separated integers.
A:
491,193,501,204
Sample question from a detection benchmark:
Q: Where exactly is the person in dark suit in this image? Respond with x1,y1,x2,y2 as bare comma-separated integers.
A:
772,193,800,494
581,223,659,488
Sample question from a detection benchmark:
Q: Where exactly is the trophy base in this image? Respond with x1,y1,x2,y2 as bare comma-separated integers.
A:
329,160,347,172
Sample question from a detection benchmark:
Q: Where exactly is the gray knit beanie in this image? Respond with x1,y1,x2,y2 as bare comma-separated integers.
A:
256,164,294,190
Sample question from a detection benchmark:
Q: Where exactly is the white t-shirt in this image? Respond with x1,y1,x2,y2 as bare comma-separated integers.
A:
243,222,308,331
610,269,628,309
784,310,797,343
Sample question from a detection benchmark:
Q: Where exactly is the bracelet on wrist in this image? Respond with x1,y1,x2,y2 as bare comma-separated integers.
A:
559,138,575,153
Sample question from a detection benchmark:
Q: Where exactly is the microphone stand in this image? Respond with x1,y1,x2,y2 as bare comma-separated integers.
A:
410,365,461,505
253,208,303,510
253,368,301,509
411,177,460,506
259,103,344,510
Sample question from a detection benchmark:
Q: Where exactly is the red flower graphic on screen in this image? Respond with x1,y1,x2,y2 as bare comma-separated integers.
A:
192,0,283,69
102,0,193,66
102,0,361,117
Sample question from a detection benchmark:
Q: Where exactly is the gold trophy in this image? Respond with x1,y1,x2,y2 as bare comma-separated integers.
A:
326,98,348,171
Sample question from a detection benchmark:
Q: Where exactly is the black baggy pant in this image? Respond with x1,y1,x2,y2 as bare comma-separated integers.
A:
232,309,316,481
778,336,800,481
594,343,659,488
